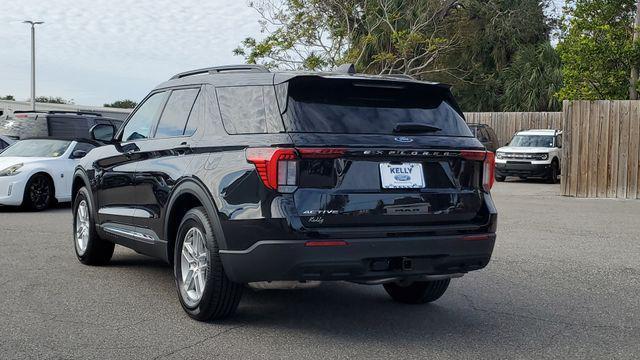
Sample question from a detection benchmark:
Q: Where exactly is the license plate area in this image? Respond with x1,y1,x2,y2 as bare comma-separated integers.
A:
379,162,425,189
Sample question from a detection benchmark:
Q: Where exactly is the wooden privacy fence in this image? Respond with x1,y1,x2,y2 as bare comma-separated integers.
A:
465,112,563,147
561,100,640,199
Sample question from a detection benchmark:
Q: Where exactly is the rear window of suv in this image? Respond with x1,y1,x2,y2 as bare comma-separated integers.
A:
282,77,472,136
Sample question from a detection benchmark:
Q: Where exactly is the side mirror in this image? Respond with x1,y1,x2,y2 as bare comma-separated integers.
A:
71,150,88,159
90,124,116,143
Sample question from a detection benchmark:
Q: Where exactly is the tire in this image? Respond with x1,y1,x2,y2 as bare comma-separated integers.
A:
174,207,243,321
384,279,450,304
73,187,115,265
495,174,506,182
547,161,560,184
23,174,54,211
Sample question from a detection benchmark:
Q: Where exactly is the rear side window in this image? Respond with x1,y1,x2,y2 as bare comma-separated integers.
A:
283,77,472,136
155,88,200,138
0,139,7,149
48,116,91,138
217,86,267,134
122,91,167,141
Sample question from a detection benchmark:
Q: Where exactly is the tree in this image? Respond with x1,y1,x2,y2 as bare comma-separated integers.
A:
236,0,557,111
0,95,15,101
502,42,563,111
432,0,555,111
556,0,639,100
34,96,74,104
234,0,463,77
104,99,137,109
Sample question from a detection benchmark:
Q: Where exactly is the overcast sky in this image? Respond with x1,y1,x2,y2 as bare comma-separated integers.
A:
0,0,264,105
0,0,565,106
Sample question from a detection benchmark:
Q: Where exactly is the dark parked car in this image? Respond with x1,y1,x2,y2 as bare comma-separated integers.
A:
72,65,497,321
468,123,499,152
0,134,16,152
0,111,123,140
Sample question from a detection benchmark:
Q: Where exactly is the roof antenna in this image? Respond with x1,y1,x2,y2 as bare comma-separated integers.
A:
335,63,356,74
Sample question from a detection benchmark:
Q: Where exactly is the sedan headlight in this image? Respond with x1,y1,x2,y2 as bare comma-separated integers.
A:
0,163,23,177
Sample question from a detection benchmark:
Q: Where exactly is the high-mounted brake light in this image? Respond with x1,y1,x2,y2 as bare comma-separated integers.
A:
246,147,346,191
461,150,495,192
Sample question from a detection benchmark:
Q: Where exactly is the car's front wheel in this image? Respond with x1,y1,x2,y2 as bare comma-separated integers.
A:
384,279,450,304
174,207,243,321
73,187,114,265
23,174,53,211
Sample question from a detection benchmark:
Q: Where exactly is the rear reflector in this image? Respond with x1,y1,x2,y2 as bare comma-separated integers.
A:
305,240,349,247
463,234,491,241
298,148,346,158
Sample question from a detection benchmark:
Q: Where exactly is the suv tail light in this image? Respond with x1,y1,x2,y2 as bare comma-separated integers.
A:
461,150,495,192
246,147,345,191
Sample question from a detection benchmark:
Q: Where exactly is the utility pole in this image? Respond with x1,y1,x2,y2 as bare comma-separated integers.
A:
23,20,44,111
631,0,640,100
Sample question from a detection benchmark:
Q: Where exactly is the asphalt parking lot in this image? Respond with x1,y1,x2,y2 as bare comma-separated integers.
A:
1,181,639,359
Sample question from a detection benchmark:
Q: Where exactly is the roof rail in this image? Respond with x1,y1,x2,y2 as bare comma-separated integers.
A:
47,110,102,116
12,110,102,117
170,64,270,80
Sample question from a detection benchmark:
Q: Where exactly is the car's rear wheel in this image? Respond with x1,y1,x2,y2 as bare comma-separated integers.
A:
23,174,53,211
73,187,115,265
174,207,243,321
495,174,506,182
384,279,450,304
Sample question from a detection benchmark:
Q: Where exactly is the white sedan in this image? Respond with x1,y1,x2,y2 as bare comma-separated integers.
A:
0,138,98,210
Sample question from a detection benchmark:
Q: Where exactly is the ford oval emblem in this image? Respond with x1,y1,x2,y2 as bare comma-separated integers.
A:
394,174,411,181
395,136,414,143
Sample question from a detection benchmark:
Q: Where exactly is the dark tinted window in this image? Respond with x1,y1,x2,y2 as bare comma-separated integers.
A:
0,139,7,149
284,78,472,136
155,88,200,138
122,92,167,141
217,86,267,134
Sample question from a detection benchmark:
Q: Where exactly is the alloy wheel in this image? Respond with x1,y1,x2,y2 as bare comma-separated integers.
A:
180,228,209,303
75,200,90,255
30,177,51,209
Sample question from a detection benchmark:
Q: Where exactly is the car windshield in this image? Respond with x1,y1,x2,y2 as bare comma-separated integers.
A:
0,139,71,158
509,135,554,148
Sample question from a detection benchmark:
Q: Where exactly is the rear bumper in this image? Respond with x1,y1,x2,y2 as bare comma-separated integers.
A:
496,162,551,178
220,233,496,283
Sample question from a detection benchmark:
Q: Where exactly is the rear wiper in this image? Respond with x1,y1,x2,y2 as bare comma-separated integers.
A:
393,122,442,133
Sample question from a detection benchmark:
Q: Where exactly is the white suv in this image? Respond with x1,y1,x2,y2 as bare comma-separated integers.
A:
495,129,562,183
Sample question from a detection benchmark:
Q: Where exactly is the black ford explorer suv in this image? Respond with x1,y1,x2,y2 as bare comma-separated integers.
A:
72,65,497,321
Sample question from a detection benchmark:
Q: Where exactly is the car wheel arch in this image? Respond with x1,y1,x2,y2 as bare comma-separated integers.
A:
27,171,56,196
164,178,228,264
71,170,92,206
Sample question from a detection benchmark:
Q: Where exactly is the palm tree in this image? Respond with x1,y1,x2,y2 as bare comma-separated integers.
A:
501,42,563,112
